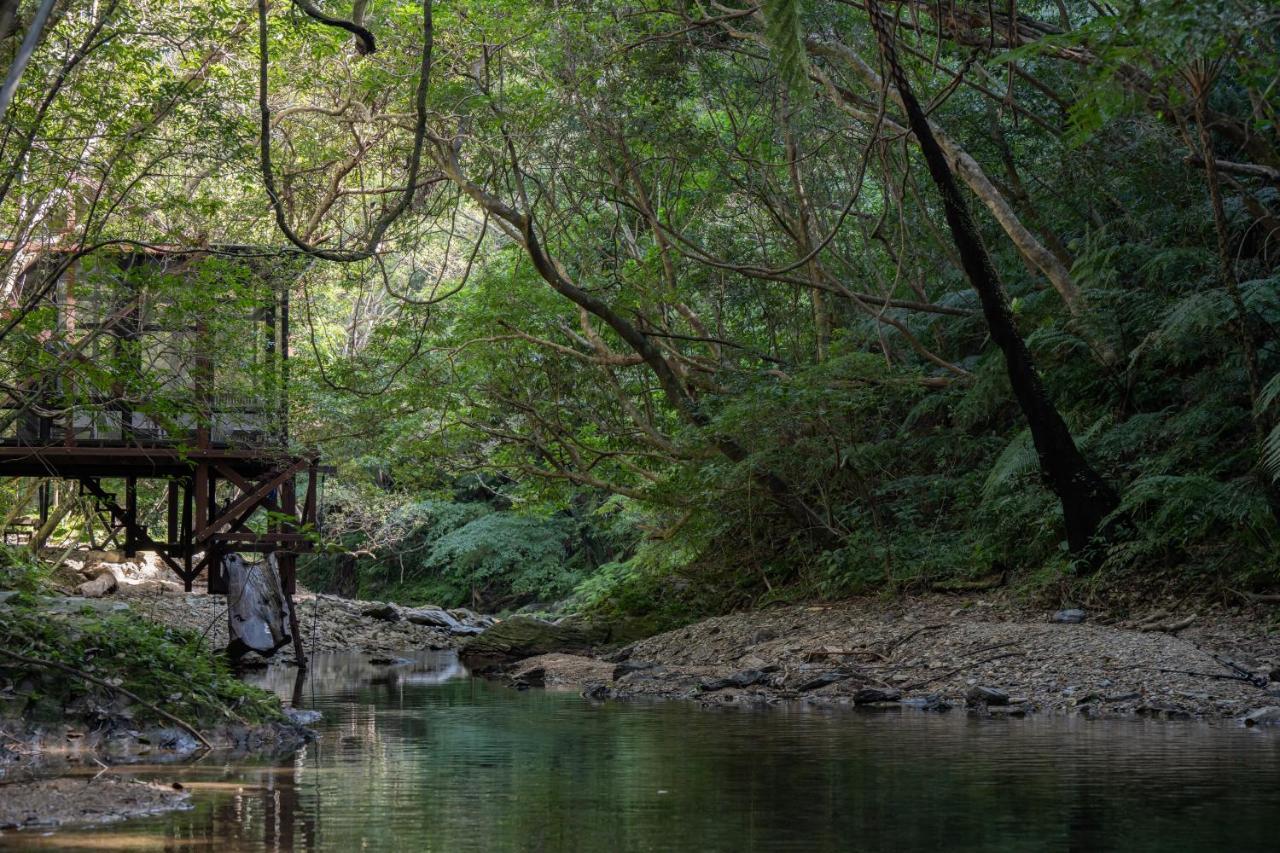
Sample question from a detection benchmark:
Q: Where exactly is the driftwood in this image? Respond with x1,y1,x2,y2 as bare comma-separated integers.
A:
224,552,292,659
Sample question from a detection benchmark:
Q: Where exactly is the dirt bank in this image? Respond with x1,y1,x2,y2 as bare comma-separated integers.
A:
0,774,190,830
506,594,1280,722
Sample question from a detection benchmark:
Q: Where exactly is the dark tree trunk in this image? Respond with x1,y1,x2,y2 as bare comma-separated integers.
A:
868,3,1119,558
335,553,358,598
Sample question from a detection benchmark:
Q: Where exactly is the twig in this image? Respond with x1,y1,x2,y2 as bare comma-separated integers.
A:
0,647,213,749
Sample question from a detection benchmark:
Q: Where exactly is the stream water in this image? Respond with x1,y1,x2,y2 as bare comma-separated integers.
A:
8,651,1280,852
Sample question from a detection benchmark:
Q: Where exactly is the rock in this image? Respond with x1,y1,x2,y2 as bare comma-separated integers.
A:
853,687,902,705
613,660,656,680
1052,609,1087,624
1105,692,1142,703
794,671,847,692
448,625,486,637
748,628,778,645
40,596,130,616
700,669,775,692
965,686,1010,706
582,683,612,701
513,667,545,689
285,708,323,726
1242,706,1280,727
403,607,460,629
1136,704,1192,720
360,603,400,622
75,571,118,598
459,616,605,664
902,695,952,712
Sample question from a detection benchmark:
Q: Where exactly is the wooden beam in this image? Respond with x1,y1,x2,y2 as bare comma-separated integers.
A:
196,456,311,545
212,463,284,516
80,478,188,580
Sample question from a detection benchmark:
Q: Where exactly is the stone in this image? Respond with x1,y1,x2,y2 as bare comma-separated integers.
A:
403,607,460,629
853,687,902,705
459,615,605,664
1052,609,1087,624
793,671,846,692
361,603,400,622
75,571,117,598
965,686,1010,706
1242,706,1280,727
613,660,656,680
1105,692,1142,703
285,708,323,726
700,669,775,692
748,628,778,645
582,683,612,701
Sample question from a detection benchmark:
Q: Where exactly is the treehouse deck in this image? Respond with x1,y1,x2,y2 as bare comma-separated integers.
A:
1,245,321,595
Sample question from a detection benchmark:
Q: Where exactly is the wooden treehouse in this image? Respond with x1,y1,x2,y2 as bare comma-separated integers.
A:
1,246,321,597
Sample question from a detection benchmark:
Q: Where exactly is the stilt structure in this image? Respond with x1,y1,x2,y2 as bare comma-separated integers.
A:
0,245,320,660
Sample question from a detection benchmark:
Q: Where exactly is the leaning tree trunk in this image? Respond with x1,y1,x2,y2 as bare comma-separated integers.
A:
225,552,293,658
867,2,1119,559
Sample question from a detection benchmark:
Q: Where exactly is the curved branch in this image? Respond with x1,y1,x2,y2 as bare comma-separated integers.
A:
292,0,376,55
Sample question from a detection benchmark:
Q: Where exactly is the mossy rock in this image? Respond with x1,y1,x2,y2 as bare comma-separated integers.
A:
459,616,607,665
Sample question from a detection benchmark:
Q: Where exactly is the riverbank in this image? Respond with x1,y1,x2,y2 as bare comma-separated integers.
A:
494,594,1280,723
114,583,490,662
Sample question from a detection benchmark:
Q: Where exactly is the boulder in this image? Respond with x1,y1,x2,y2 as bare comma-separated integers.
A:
853,687,902,705
75,571,117,598
403,607,459,629
1052,609,1087,624
1242,706,1280,727
966,686,1010,706
459,616,604,665
361,603,401,622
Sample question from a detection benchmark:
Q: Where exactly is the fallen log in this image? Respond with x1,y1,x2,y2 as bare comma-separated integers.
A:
225,553,292,660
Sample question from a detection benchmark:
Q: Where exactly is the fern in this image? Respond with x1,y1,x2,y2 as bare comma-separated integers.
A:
1262,373,1280,481
982,428,1035,499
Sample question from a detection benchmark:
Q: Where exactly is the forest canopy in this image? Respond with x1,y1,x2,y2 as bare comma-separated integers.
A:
2,0,1278,620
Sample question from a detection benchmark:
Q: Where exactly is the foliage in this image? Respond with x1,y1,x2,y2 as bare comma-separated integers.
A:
0,603,284,726
2,0,1279,627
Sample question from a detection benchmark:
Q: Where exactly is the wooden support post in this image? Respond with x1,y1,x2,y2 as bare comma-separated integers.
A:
124,476,137,557
181,477,194,592
166,479,178,545
193,463,208,531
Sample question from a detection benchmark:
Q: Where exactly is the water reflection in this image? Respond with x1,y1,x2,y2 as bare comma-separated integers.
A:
9,652,1280,852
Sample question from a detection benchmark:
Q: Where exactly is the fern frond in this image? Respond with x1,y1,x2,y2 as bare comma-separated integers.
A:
1258,372,1280,414
982,428,1035,499
1265,422,1280,482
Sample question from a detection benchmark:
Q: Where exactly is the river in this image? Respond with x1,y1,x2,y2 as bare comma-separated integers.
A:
10,651,1280,851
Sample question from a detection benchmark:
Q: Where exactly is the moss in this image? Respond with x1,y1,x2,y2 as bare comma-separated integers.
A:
0,603,284,728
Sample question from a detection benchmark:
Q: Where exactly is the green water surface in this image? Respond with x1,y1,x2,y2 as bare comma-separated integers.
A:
8,651,1280,852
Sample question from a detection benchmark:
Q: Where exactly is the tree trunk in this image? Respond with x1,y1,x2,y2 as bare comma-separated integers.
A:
867,3,1118,559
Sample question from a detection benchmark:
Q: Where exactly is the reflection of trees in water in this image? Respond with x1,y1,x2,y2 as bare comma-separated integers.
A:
60,659,1280,852
245,650,466,703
